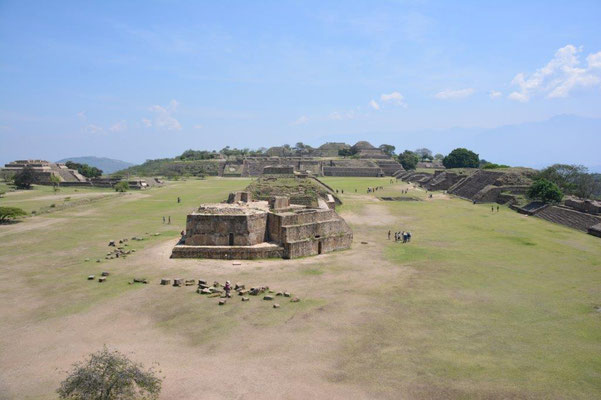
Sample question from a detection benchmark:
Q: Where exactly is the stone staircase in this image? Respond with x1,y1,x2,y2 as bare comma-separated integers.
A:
534,205,601,232
448,170,504,200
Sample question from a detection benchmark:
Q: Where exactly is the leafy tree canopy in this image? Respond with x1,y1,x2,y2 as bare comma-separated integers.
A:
398,150,419,170
14,166,36,189
527,179,563,204
114,181,129,192
442,148,479,168
379,144,396,156
65,161,103,178
0,206,28,222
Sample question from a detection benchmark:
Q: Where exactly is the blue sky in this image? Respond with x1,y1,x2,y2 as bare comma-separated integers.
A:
1,0,601,167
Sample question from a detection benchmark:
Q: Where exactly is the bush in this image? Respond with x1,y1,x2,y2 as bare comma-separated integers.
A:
57,346,162,400
483,163,510,169
443,148,479,169
527,179,563,203
0,206,27,222
114,181,129,192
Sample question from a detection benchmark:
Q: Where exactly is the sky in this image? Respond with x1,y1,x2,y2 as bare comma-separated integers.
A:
1,0,601,168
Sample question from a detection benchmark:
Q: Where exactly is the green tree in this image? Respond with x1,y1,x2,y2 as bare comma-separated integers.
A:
14,166,36,189
414,148,433,160
397,150,419,170
338,148,353,157
0,206,28,222
66,161,103,178
57,346,162,400
379,144,396,157
527,179,563,203
114,181,129,192
434,153,444,160
442,148,479,168
50,174,61,192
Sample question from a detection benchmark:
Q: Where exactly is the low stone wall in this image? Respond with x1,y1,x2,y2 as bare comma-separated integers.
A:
323,167,383,177
281,219,349,242
588,223,601,238
473,185,529,203
565,198,601,215
171,244,284,259
284,233,353,259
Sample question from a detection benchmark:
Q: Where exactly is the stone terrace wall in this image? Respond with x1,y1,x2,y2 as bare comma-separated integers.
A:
448,170,505,200
171,244,284,259
185,213,267,246
375,160,404,176
424,171,464,191
472,185,529,203
284,233,353,259
534,205,601,232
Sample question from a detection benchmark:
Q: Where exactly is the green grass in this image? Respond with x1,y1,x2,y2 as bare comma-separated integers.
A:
2,177,600,399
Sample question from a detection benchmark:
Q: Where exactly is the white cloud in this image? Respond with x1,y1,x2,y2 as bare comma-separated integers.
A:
148,99,182,131
509,45,601,102
77,111,87,121
141,118,152,127
434,88,475,100
291,115,309,125
193,124,203,129
489,90,502,99
109,121,127,132
369,99,380,110
328,110,358,120
380,91,407,107
84,124,103,134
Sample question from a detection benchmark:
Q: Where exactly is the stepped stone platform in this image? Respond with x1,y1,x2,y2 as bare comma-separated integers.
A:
171,186,353,260
588,223,601,238
423,171,464,191
534,205,601,233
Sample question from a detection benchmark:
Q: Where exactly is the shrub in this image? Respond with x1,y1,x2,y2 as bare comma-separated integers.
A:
483,163,510,169
114,181,129,192
527,179,563,204
0,206,28,222
57,346,162,400
14,166,36,189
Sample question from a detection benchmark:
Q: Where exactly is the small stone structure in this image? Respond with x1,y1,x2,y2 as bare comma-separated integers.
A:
263,165,294,175
171,190,353,260
2,160,87,184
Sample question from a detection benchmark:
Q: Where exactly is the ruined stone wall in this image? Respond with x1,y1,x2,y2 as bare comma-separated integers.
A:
472,185,529,203
171,244,284,259
565,198,601,215
284,233,353,259
281,219,349,242
424,171,464,191
448,170,505,200
323,167,383,177
184,213,267,246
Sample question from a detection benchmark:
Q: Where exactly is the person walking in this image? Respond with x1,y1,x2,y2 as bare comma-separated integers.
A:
224,281,232,298
168,216,171,224
388,230,391,240
162,216,165,224
497,205,500,212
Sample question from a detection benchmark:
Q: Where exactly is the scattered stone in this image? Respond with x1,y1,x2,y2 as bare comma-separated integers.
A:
98,277,106,283
184,279,195,286
84,258,90,262
276,292,283,296
213,281,221,287
133,278,148,284
108,240,115,247
263,295,274,301
284,292,291,297
173,279,183,287
361,241,368,244
198,279,207,285
96,259,101,263
87,275,95,280
154,233,160,236
241,297,250,302
209,287,223,294
218,299,227,305
101,272,110,277
208,293,221,298
232,262,241,266
200,288,212,294
199,283,210,289
273,303,280,309
238,289,249,296
234,283,245,290
290,297,300,303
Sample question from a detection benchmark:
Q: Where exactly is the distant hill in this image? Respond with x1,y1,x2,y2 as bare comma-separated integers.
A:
56,156,134,174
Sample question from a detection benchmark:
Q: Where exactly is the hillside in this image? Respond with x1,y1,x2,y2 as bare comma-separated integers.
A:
57,156,133,174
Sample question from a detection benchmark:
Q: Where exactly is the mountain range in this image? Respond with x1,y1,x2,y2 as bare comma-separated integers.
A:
56,156,133,174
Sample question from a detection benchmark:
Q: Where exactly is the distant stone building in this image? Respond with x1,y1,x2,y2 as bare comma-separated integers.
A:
2,160,87,183
171,191,353,260
351,141,390,159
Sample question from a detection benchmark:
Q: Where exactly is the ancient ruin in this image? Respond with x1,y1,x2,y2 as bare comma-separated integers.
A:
171,176,353,259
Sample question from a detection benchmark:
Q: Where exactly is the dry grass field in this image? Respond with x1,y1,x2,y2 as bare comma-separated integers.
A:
1,177,600,399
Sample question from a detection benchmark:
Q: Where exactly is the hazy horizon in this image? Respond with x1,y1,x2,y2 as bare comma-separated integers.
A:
1,1,601,170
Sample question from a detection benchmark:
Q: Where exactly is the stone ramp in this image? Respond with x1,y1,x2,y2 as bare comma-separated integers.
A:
534,205,601,232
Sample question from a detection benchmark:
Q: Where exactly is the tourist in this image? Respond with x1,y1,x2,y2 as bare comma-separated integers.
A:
224,281,231,298
162,216,165,224
407,232,412,242
341,189,344,194
491,206,494,212
168,216,171,224
497,205,500,212
177,196,181,203
388,230,391,240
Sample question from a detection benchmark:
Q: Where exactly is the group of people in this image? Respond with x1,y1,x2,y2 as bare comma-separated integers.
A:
388,230,412,243
367,186,384,193
162,216,171,224
335,189,345,194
